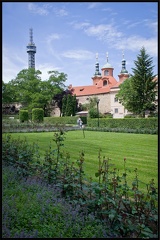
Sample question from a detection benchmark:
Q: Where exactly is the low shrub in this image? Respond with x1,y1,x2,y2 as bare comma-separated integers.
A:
2,134,38,177
19,110,29,123
32,108,44,123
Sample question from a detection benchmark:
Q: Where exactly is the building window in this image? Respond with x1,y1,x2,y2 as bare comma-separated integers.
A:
104,70,109,76
114,97,118,102
115,108,118,113
80,88,84,91
103,80,108,86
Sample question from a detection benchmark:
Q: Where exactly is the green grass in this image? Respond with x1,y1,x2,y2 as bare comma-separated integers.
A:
7,130,158,192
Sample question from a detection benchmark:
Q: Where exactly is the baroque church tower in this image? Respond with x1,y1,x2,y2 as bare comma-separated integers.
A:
118,51,129,82
92,52,117,88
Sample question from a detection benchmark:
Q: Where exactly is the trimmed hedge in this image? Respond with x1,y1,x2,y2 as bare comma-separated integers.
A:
44,116,87,125
80,116,87,124
87,117,158,130
44,116,157,131
32,108,44,123
44,116,78,125
19,110,29,122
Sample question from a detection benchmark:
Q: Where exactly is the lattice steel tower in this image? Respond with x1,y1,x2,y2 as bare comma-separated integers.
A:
26,28,36,69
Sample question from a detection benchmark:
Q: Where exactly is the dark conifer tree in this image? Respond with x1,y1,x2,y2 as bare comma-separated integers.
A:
117,47,157,117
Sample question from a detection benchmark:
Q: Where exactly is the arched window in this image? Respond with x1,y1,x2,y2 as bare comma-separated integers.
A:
103,80,108,86
104,70,109,76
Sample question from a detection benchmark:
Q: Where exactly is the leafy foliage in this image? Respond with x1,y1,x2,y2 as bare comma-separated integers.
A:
61,93,77,116
19,110,29,122
89,108,98,118
87,116,158,133
88,97,100,118
2,80,17,104
65,94,74,116
32,108,44,123
116,47,157,117
2,69,68,116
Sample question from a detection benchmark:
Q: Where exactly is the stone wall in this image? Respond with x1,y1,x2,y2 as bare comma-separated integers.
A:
76,93,111,114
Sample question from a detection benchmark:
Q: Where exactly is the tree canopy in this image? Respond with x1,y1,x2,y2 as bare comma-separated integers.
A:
116,47,157,117
2,69,68,116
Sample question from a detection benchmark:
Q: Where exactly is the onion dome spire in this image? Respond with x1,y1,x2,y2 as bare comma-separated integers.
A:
94,53,101,76
120,50,128,74
102,52,113,69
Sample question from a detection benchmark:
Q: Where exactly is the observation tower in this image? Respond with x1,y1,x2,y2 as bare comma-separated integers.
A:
26,28,36,69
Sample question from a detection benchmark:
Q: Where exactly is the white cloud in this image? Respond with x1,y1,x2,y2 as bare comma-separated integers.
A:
145,21,157,34
61,50,94,60
101,7,112,12
45,34,63,61
88,3,101,9
122,20,131,25
113,35,157,56
126,21,142,29
3,47,27,83
73,22,157,57
125,19,157,34
28,3,49,16
46,33,61,44
85,24,123,40
37,63,61,81
73,22,90,30
53,7,68,17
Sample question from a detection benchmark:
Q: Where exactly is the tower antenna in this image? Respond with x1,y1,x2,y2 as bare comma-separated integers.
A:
26,28,36,69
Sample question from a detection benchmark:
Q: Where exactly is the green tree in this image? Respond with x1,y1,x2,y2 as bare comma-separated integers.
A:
62,95,67,116
80,96,99,111
72,94,77,116
47,70,67,91
65,94,73,116
3,69,68,116
53,89,74,116
89,108,98,118
87,96,100,118
8,68,42,107
116,47,157,117
2,80,17,104
61,93,77,116
89,97,99,109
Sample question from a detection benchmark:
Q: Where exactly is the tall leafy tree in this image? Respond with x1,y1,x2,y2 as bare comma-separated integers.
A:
65,94,73,116
88,96,100,118
47,70,67,93
116,47,157,117
8,68,42,107
3,69,68,116
2,80,17,104
72,94,77,116
53,89,73,116
62,95,67,116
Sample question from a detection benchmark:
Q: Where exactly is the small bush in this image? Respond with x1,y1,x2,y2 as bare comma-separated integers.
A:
80,116,87,125
32,108,44,123
89,108,98,118
19,110,29,123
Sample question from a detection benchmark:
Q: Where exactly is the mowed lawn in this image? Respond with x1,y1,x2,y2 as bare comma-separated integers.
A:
7,130,158,192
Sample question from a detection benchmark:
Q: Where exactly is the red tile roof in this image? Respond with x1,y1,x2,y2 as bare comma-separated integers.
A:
71,85,110,96
110,81,122,89
71,76,118,96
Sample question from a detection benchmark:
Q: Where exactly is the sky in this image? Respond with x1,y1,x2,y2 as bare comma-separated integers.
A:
2,2,158,87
